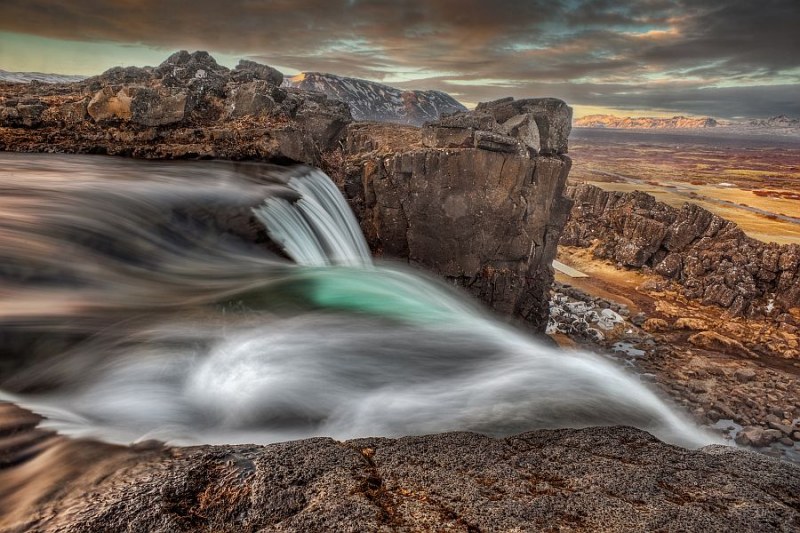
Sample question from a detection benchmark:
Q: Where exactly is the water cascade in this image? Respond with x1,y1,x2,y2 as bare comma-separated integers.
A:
0,153,718,449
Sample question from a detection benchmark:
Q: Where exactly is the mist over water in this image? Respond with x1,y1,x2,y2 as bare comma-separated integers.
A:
0,153,718,448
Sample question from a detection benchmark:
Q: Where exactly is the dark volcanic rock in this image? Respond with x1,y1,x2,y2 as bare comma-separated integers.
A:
337,121,573,330
233,59,284,87
0,51,351,164
1,411,797,532
561,183,800,316
476,96,572,154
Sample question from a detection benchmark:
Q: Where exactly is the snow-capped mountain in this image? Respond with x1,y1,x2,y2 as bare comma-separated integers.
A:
0,69,87,84
283,72,466,126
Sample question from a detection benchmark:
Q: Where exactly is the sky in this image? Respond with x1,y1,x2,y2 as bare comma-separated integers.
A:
1,0,798,119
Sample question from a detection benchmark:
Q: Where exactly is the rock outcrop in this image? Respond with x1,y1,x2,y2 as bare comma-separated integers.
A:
283,72,466,126
1,403,797,532
0,51,352,164
332,97,573,329
0,52,575,332
560,183,800,316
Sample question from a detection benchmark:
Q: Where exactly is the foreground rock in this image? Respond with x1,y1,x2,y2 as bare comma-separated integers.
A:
0,404,797,532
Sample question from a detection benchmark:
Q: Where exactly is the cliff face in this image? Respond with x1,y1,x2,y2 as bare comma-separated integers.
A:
0,52,574,332
284,72,467,126
330,98,573,330
561,183,800,317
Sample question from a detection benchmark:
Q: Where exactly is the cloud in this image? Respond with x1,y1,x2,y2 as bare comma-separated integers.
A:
1,0,798,118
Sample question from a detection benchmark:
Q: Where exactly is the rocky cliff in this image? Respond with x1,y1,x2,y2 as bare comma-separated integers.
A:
1,403,797,533
284,72,466,126
0,51,350,165
561,183,800,317
330,97,573,329
0,51,573,331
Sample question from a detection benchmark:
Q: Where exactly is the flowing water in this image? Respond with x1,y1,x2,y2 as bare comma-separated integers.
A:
0,152,719,448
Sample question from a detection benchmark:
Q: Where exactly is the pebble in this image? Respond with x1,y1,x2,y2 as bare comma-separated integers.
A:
734,368,756,383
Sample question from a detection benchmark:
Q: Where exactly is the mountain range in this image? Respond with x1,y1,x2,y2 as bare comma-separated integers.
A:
1,68,797,134
0,69,86,84
574,114,719,129
574,113,800,134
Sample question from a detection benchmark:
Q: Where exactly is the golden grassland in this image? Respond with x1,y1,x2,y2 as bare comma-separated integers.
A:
569,137,800,245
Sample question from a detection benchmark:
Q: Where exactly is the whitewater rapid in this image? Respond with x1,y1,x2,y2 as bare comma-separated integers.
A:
0,153,719,449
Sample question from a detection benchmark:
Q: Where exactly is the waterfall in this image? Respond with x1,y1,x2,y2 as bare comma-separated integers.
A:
0,153,720,450
252,169,372,267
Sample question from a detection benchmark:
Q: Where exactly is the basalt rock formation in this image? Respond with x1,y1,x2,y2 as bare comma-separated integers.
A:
561,183,800,317
0,51,574,332
1,403,798,533
332,99,573,329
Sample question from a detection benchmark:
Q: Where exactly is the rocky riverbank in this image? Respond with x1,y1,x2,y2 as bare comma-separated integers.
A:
550,247,800,463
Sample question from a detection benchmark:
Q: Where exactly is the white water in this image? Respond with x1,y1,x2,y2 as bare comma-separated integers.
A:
0,153,719,449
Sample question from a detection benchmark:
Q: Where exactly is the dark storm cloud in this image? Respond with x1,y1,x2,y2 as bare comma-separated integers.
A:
1,0,798,117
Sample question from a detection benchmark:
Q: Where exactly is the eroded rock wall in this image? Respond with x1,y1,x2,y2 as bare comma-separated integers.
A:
561,183,800,317
332,99,574,330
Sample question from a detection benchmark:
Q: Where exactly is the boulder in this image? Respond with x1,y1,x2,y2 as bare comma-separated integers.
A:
87,87,133,122
673,317,709,331
91,66,154,86
128,87,187,126
224,81,277,118
433,110,496,130
421,125,474,148
474,130,521,153
88,87,186,126
156,50,230,97
476,97,572,154
688,331,756,358
233,59,284,86
57,98,89,124
642,318,670,332
500,112,541,153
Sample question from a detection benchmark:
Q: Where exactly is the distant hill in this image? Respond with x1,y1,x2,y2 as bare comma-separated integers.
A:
283,72,466,126
575,114,718,129
0,69,86,84
747,115,800,128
